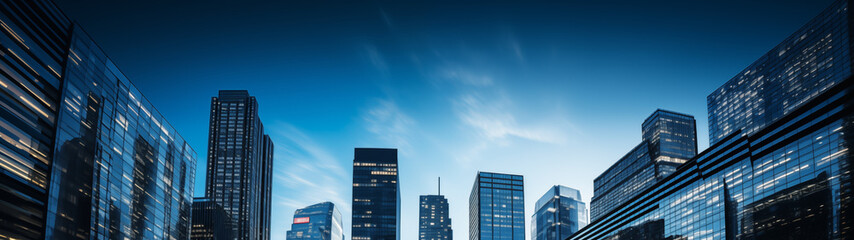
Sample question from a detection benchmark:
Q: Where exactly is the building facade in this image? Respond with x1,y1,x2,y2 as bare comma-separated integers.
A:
590,110,697,221
352,148,400,240
0,0,197,239
205,90,274,240
572,1,853,239
531,186,587,240
286,202,344,240
192,198,235,240
469,172,525,240
419,195,452,240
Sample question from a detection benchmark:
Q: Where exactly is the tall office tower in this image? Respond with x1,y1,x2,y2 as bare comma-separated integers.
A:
1,1,197,239
706,7,850,145
590,109,696,221
573,0,854,239
192,198,235,240
469,172,525,240
352,148,400,240
642,110,698,177
286,202,344,240
531,186,587,240
419,179,452,240
205,90,274,240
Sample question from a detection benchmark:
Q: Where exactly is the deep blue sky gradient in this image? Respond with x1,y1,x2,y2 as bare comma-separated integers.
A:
53,1,833,239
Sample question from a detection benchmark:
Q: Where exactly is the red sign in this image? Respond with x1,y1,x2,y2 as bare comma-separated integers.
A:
294,217,310,224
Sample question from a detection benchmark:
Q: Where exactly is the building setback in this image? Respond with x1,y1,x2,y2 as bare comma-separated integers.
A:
205,90,274,240
531,186,587,240
419,180,452,240
352,148,400,240
192,198,235,240
573,0,854,239
286,202,344,240
469,172,525,240
590,109,697,221
0,0,196,239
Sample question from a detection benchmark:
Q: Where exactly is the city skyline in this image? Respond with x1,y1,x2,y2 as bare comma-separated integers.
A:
12,0,840,240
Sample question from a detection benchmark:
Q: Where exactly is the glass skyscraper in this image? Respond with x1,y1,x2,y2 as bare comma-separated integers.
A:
469,172,524,240
192,198,235,240
531,186,587,240
419,194,452,240
352,148,400,240
1,0,196,239
205,90,274,240
573,0,854,239
0,0,196,239
590,109,697,221
286,202,344,240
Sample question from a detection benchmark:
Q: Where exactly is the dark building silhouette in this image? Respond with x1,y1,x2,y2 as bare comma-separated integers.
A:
205,90,274,240
352,148,400,240
469,172,524,240
1,1,197,239
419,180,452,240
573,0,854,239
591,110,697,221
531,186,586,240
286,202,344,240
192,198,235,240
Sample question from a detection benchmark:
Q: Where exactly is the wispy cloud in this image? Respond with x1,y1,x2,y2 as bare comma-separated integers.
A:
440,68,494,87
363,44,389,76
268,122,350,240
454,91,568,144
363,99,416,149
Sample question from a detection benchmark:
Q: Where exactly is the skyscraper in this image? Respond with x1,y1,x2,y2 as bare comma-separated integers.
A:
286,202,344,240
590,109,697,221
469,172,525,240
1,1,197,239
352,148,400,240
531,186,587,240
419,179,452,240
192,198,235,240
642,110,698,177
573,0,854,239
205,90,274,240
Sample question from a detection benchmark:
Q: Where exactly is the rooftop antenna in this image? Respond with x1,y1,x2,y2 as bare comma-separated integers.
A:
438,177,441,195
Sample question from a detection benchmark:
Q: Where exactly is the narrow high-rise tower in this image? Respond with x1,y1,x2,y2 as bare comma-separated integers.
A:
352,148,400,240
419,178,452,240
469,172,525,240
205,90,274,240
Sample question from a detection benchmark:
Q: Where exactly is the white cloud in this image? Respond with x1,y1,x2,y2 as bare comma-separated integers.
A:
268,122,351,240
363,99,416,149
449,81,569,145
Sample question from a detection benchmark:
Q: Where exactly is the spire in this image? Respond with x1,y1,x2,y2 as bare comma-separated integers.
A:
438,177,441,195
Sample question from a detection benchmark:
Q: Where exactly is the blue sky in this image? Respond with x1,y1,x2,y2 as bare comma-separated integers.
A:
54,1,831,239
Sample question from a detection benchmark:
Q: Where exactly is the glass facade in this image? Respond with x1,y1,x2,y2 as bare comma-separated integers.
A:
469,172,524,240
643,109,698,177
352,148,400,240
419,195,452,240
2,1,197,239
531,186,587,240
591,110,697,221
192,198,235,240
286,202,344,240
707,0,852,145
0,0,70,238
205,90,274,240
573,1,854,239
